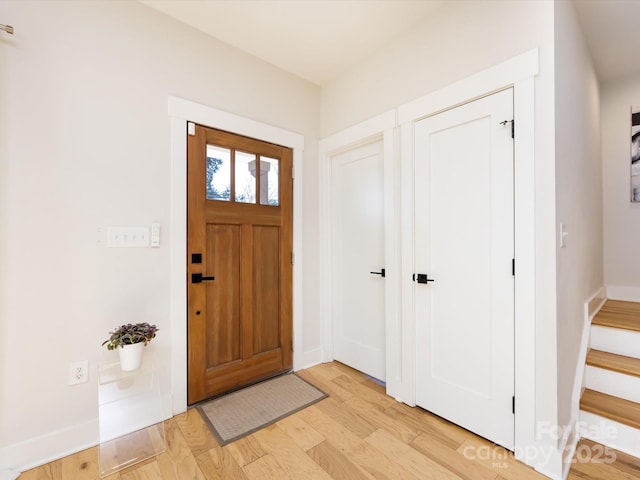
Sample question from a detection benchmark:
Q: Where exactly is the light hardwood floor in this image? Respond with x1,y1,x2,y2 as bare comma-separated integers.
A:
19,362,640,480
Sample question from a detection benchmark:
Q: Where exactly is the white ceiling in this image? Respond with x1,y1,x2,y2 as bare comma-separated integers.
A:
573,0,640,83
141,0,640,86
139,0,445,86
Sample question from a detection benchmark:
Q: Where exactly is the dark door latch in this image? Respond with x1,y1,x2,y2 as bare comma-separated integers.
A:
370,268,386,278
414,273,435,284
192,273,215,284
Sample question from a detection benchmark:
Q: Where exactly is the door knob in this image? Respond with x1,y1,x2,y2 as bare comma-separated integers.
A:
370,268,386,278
192,273,215,284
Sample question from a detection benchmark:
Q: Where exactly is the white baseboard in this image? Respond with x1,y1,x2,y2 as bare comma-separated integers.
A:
568,286,606,457
0,418,98,473
0,469,19,480
587,286,607,319
556,285,607,480
298,347,323,371
561,417,580,480
532,450,564,480
606,285,640,303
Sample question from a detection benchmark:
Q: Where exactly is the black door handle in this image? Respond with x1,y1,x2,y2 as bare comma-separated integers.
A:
370,268,386,278
192,273,215,284
414,273,435,284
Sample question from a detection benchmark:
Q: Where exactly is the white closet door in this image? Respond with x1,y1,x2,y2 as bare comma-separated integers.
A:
332,140,386,381
414,88,515,449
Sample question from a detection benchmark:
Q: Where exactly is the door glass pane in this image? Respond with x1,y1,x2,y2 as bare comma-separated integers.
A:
235,151,256,203
206,145,231,201
260,156,279,206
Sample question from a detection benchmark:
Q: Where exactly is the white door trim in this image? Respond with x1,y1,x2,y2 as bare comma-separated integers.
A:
398,49,539,124
318,110,402,396
399,49,538,469
168,96,304,415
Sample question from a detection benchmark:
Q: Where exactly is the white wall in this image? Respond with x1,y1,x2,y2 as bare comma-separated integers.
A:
602,72,640,298
553,0,603,438
0,0,319,470
321,1,553,137
321,0,560,476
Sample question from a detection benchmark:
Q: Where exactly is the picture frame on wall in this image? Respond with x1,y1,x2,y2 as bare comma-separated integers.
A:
632,106,640,202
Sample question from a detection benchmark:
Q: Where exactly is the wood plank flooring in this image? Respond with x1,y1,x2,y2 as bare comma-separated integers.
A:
19,362,640,480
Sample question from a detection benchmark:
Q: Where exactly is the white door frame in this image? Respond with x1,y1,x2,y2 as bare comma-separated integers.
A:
399,49,538,467
168,96,305,415
318,111,402,396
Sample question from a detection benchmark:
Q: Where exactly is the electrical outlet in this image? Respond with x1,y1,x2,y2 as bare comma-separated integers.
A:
68,360,89,385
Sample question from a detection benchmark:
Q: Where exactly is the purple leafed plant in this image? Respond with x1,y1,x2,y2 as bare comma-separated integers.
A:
102,322,159,350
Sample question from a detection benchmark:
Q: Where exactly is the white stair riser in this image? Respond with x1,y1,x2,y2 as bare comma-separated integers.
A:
590,325,640,359
579,410,640,459
584,366,640,403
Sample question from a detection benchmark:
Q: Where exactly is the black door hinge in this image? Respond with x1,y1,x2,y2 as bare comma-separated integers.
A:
512,396,515,414
512,259,515,276
500,119,515,139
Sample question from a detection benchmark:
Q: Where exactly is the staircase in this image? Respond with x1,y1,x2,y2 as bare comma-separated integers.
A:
579,300,640,456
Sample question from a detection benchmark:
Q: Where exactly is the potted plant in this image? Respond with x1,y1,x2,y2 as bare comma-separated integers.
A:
102,322,158,371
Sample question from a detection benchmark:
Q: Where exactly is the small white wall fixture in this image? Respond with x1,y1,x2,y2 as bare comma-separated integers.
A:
168,96,305,415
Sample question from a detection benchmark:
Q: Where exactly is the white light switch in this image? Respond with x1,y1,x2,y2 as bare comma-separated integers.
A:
151,222,160,247
107,226,150,247
560,222,568,248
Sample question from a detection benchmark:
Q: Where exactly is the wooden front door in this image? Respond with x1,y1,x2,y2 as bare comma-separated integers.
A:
187,124,293,405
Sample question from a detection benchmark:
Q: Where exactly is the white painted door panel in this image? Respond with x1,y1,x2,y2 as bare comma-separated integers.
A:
332,140,385,381
414,89,514,449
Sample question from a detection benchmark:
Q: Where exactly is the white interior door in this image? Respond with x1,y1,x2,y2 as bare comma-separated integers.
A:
414,88,514,449
332,140,386,381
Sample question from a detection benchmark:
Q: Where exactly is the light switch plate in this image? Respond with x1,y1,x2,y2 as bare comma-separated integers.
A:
107,226,150,247
150,222,160,247
560,222,568,248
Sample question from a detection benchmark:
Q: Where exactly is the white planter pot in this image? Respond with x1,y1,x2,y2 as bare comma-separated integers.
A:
119,342,144,371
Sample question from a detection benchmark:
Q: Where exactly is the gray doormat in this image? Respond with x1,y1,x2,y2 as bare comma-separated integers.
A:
196,373,328,446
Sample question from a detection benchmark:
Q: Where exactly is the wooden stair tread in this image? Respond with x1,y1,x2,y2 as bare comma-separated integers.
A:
580,389,640,429
586,349,640,377
592,300,640,331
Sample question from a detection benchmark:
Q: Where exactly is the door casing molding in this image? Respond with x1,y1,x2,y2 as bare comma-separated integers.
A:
168,96,304,415
399,49,540,472
319,110,399,394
